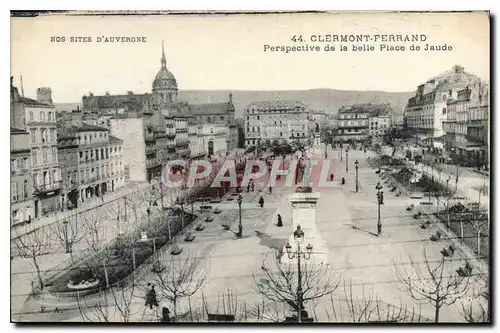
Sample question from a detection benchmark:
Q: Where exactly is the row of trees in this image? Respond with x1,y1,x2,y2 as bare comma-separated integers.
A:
73,247,486,323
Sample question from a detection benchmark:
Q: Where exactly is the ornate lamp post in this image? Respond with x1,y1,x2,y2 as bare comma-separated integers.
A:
354,159,359,192
375,182,384,236
285,225,313,323
345,147,350,173
237,194,243,237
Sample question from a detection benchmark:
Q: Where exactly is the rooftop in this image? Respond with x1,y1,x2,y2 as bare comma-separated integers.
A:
20,97,52,107
189,102,234,115
246,100,306,110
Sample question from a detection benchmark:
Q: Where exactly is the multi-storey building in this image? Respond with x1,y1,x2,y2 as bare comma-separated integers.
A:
198,123,229,157
335,105,370,144
24,98,61,217
11,127,34,226
244,100,309,147
391,114,404,128
405,65,481,144
467,83,489,168
369,111,392,140
443,82,489,167
109,116,147,182
188,116,205,159
57,123,125,208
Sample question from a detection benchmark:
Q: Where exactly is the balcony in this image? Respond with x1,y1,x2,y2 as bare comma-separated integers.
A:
34,181,61,196
166,132,176,139
176,127,188,133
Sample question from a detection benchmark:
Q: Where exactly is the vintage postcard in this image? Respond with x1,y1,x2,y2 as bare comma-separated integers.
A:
10,11,490,323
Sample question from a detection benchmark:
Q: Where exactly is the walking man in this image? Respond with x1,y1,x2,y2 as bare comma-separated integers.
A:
258,196,264,208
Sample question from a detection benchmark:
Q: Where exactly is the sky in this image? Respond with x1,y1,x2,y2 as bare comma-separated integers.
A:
10,11,490,103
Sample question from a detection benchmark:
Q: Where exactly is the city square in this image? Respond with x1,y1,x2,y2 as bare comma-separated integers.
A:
10,12,490,324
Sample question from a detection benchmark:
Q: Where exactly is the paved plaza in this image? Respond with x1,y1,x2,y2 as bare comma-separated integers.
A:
12,146,486,322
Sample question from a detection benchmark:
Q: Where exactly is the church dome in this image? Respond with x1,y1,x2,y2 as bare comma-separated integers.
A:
152,42,178,92
153,68,177,91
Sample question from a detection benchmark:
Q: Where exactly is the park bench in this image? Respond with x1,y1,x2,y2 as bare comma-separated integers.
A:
457,262,473,277
195,224,205,231
184,233,196,242
441,245,455,257
207,313,235,322
429,231,442,241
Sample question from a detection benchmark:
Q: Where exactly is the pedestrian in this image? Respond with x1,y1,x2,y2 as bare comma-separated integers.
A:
269,186,272,194
247,184,250,193
277,214,283,227
251,182,255,192
330,173,334,182
145,284,159,310
161,307,171,322
258,196,264,208
341,177,345,185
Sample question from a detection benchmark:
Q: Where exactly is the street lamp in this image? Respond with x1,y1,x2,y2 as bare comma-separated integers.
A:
285,225,313,323
63,220,71,253
354,159,359,192
237,194,243,237
345,147,350,173
375,182,384,236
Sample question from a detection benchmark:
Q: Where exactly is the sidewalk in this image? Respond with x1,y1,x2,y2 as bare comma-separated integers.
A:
11,181,150,240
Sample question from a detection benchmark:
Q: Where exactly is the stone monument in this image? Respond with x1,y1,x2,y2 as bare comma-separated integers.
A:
280,189,329,266
312,122,321,155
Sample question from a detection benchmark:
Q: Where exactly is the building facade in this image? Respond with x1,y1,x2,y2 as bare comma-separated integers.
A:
443,82,489,167
25,99,62,217
404,65,481,143
369,112,392,140
335,105,370,144
11,128,35,226
244,100,309,147
109,117,147,182
57,123,125,209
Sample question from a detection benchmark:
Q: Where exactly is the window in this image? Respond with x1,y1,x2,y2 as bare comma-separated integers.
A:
442,108,447,115
42,148,48,164
79,151,83,160
220,116,224,121
30,129,36,143
12,182,18,202
40,111,45,122
280,132,283,137
29,111,34,121
257,116,260,120
24,180,28,199
48,112,52,122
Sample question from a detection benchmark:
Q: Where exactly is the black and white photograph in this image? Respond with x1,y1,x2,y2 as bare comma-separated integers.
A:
9,11,490,323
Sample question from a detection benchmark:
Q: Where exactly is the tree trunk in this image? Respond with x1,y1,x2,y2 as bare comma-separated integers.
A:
173,298,178,321
32,256,44,291
434,304,440,323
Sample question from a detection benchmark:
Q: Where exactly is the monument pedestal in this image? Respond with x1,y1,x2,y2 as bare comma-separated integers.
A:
280,191,328,266
312,132,321,155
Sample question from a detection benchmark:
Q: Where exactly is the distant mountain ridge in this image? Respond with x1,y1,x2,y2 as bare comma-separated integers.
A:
56,89,413,117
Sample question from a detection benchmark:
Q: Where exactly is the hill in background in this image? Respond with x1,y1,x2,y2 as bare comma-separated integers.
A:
56,89,413,117
180,89,412,117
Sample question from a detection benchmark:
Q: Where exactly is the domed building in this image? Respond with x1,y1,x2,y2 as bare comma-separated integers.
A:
152,42,178,108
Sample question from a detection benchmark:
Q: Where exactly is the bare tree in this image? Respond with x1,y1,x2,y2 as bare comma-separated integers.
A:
321,280,426,323
253,251,341,322
395,248,471,323
77,282,142,322
48,211,85,262
461,277,489,323
151,251,209,320
12,228,54,291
